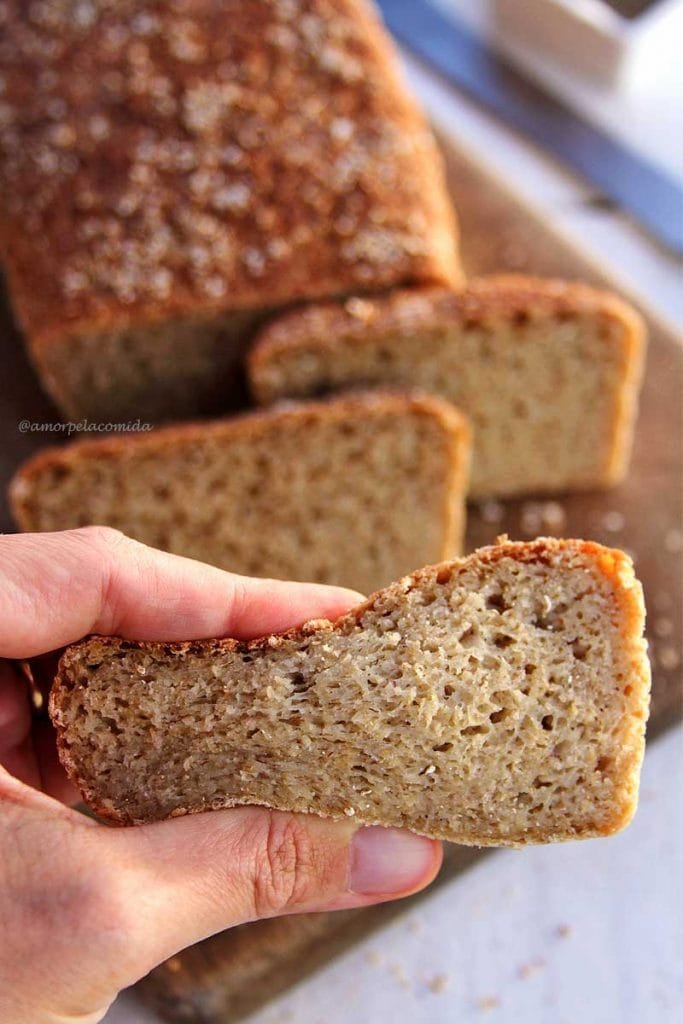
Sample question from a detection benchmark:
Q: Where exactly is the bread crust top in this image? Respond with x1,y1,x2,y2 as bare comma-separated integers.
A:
249,275,645,376
0,0,460,346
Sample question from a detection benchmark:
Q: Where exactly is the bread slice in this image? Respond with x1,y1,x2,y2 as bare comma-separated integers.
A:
0,1,460,422
248,276,646,499
51,538,650,844
9,391,471,595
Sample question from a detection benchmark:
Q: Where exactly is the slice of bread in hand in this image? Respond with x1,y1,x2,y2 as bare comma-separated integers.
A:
50,538,650,845
9,391,470,595
248,276,646,499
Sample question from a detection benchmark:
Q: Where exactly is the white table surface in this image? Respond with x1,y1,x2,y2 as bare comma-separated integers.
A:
105,27,683,1024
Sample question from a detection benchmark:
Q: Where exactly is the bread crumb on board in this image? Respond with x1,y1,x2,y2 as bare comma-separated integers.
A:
478,500,504,525
657,645,681,672
602,510,626,533
519,500,568,536
665,528,683,554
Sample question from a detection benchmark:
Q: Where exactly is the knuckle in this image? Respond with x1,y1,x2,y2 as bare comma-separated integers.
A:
250,813,323,918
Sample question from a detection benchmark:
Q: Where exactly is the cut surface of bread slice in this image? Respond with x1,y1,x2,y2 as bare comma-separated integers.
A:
249,276,646,499
30,309,265,424
10,391,470,595
51,539,650,845
0,0,460,421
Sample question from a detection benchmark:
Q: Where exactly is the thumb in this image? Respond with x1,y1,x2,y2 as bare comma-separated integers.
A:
0,777,441,1024
107,806,442,973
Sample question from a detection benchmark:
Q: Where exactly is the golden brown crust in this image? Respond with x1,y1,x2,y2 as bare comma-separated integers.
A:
249,275,646,402
9,388,471,529
50,537,650,834
0,0,460,351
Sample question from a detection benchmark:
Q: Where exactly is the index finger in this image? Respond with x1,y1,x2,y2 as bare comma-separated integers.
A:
0,527,363,660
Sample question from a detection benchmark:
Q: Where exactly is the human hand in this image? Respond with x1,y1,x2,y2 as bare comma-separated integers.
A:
0,527,441,1024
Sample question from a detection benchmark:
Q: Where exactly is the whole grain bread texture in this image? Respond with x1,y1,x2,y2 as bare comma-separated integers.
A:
51,538,650,845
0,0,460,422
249,276,646,499
10,391,471,595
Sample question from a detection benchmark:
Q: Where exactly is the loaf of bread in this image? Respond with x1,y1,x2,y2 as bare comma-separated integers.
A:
10,391,471,595
0,1,460,422
249,276,646,499
51,538,650,844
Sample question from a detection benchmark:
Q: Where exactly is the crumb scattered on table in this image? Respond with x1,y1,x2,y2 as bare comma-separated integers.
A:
388,962,411,990
478,995,500,1011
556,923,572,939
518,956,546,979
426,972,450,994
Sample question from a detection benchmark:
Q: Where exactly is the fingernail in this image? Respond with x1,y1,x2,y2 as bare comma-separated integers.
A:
349,826,439,896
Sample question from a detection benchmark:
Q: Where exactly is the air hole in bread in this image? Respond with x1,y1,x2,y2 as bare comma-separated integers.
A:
572,639,590,660
289,672,311,694
486,592,509,613
460,724,488,737
494,633,515,649
458,625,478,646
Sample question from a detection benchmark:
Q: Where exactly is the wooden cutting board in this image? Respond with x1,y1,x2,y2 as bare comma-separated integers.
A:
0,133,680,1024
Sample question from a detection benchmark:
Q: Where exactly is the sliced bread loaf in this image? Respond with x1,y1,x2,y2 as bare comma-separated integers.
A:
248,276,646,499
51,538,650,844
0,1,460,422
9,392,470,595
